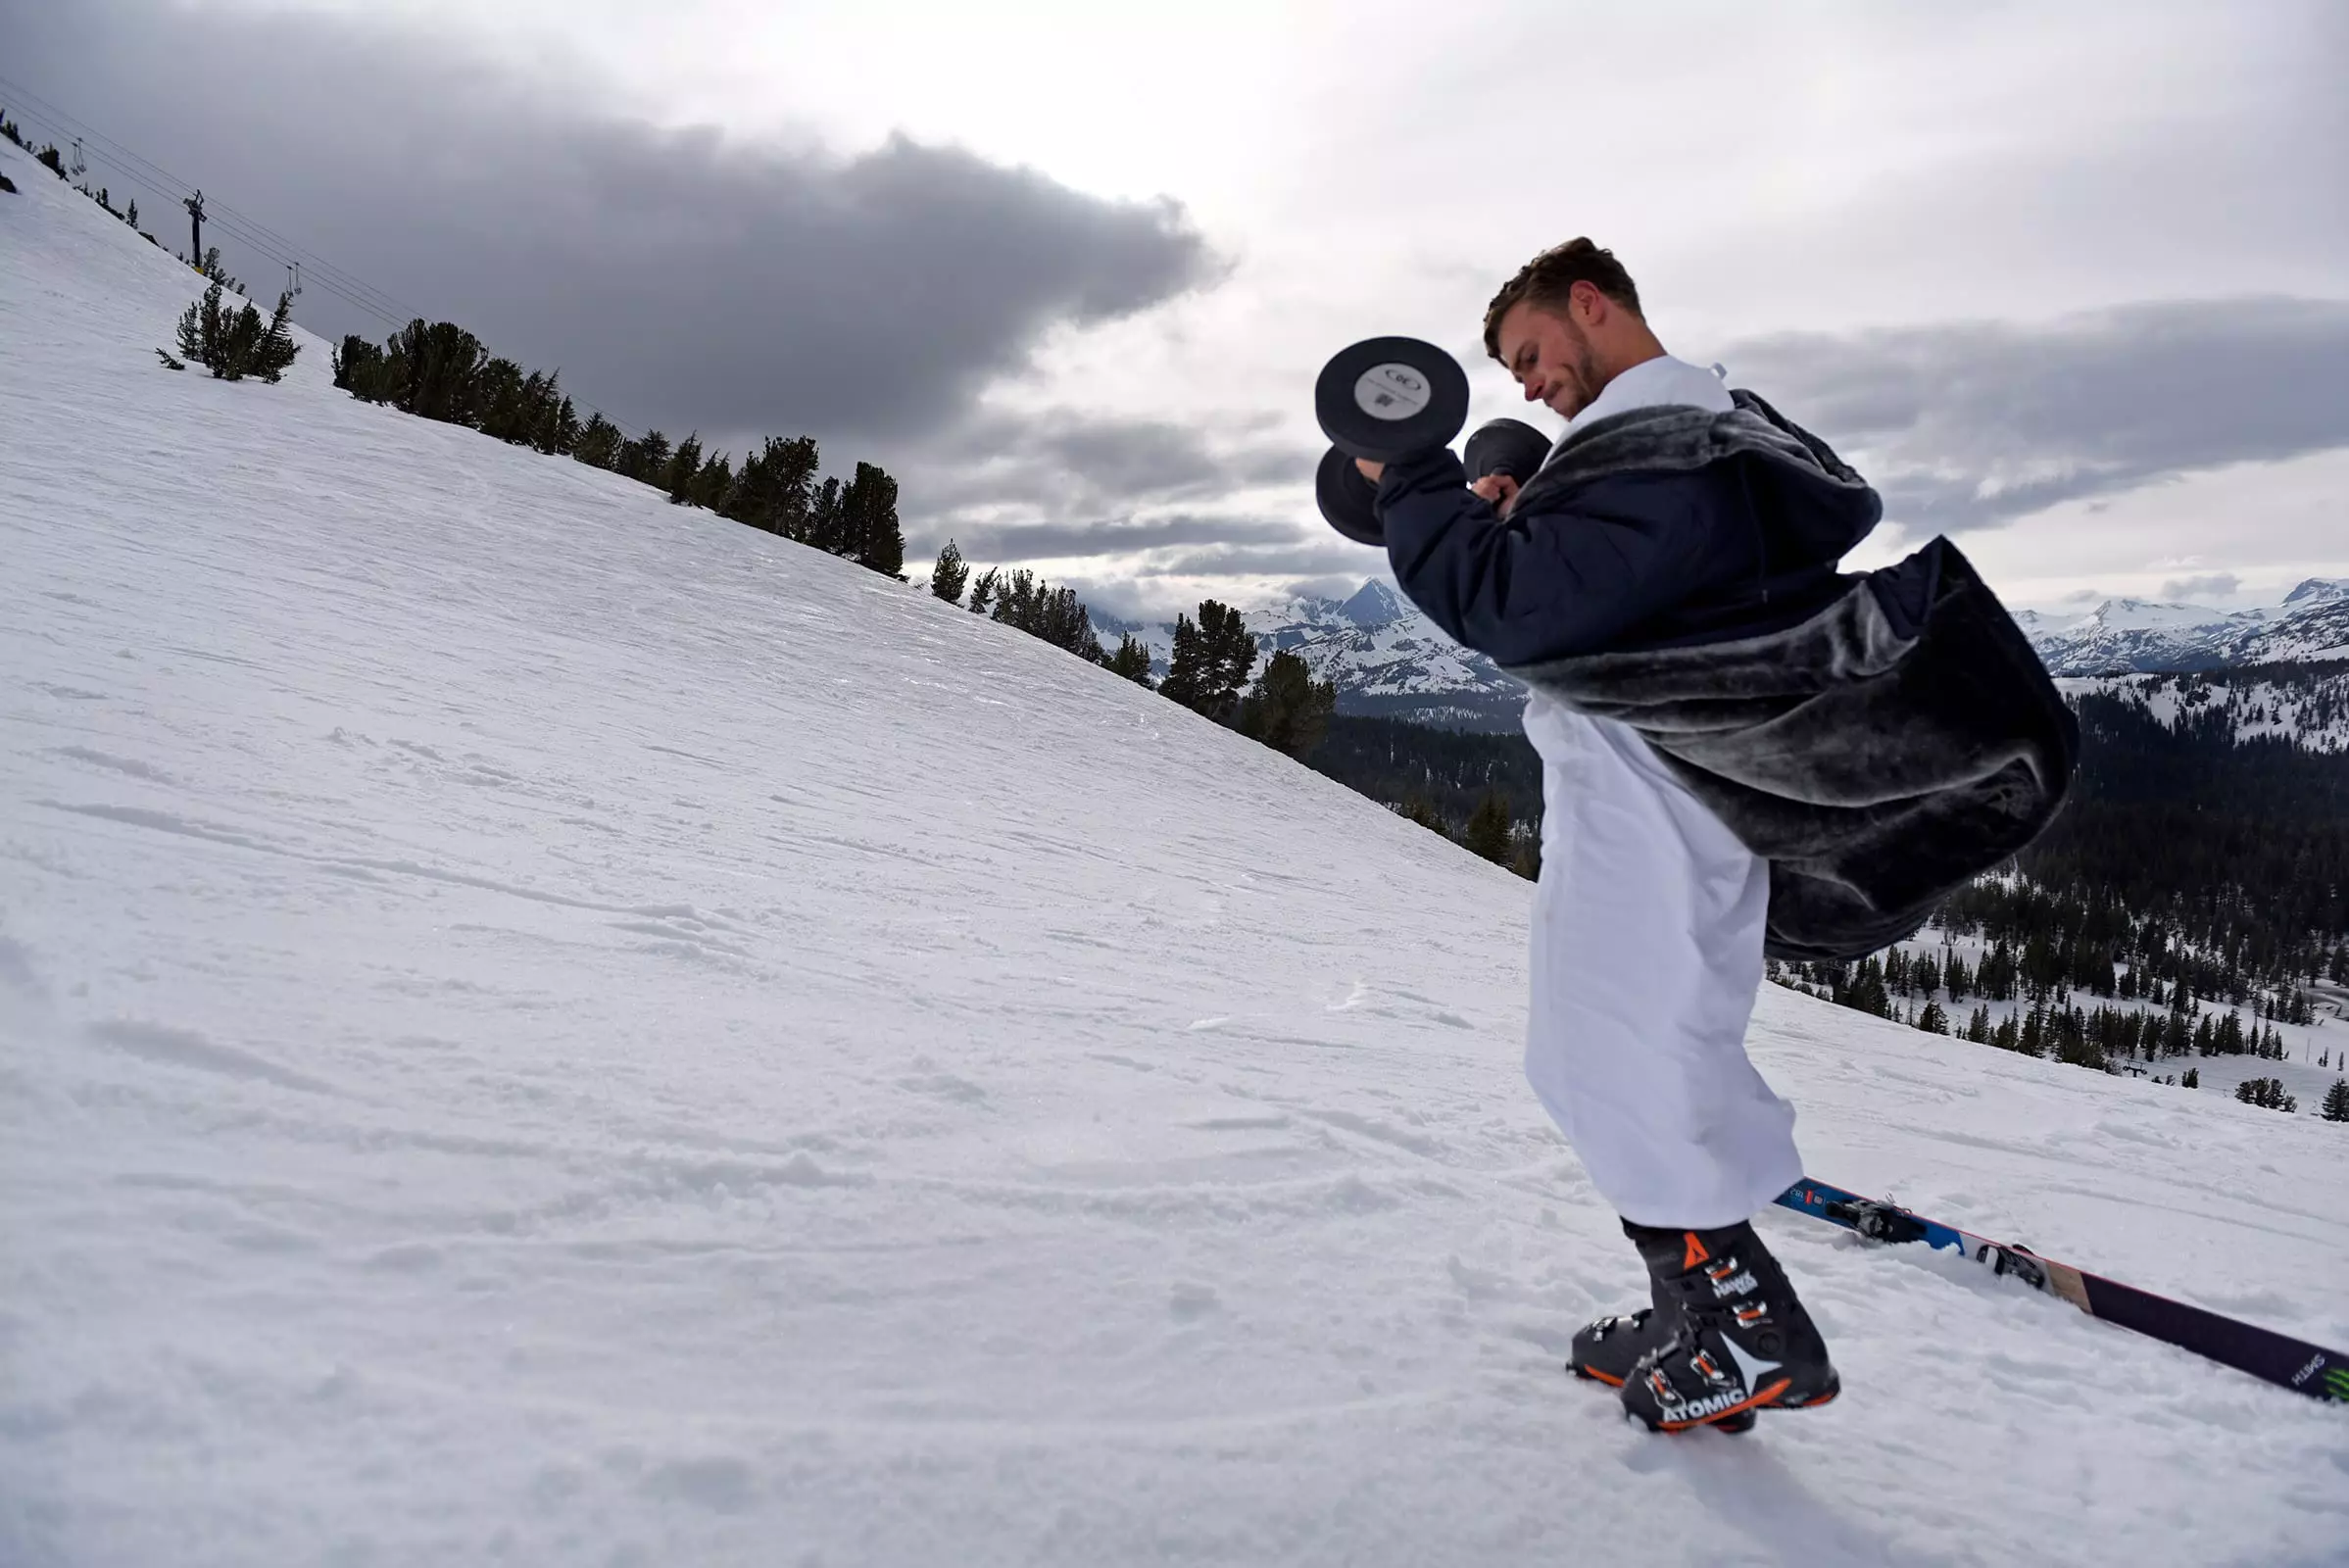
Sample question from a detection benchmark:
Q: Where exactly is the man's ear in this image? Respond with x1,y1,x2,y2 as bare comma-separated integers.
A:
1572,279,1606,327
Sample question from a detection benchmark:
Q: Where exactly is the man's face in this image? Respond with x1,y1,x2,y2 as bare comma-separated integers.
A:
1496,298,1603,420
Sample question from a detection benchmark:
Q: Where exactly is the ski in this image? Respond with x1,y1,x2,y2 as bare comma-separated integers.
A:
1776,1177,2349,1406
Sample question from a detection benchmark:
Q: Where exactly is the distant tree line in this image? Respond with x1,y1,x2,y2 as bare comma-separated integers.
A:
1774,945,2298,1069
331,319,902,577
1304,715,1541,878
1758,676,2349,1108
925,542,1342,774
2235,1076,2297,1114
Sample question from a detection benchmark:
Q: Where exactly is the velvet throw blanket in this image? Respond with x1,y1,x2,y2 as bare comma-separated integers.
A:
1507,394,2080,962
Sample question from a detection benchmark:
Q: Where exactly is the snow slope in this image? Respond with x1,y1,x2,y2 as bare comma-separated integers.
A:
4,139,2348,1567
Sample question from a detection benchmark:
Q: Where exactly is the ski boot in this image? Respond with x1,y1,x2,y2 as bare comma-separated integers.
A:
1580,1218,1839,1433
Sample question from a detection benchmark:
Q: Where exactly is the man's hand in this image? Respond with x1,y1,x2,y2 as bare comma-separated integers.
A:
1358,461,1520,516
1471,472,1522,517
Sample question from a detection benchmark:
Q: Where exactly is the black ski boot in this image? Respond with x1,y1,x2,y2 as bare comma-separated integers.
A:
1608,1218,1838,1433
1569,1255,1766,1433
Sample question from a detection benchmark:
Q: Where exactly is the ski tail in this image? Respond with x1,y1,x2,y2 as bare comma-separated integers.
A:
1775,1179,2349,1406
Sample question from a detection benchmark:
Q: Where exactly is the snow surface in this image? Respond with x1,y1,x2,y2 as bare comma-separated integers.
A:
5,138,2349,1567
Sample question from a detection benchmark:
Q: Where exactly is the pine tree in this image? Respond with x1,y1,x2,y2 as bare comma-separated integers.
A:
843,463,904,576
572,414,622,470
1104,634,1153,688
1161,602,1256,720
535,391,580,457
2233,1076,2297,1113
1912,953,1940,1000
1239,649,1337,760
662,433,705,504
1510,831,1542,882
966,567,999,616
2181,1066,2199,1089
619,430,671,485
331,334,394,401
385,320,489,423
2323,1079,2349,1123
807,476,848,554
929,540,970,605
1035,586,1101,660
173,282,300,382
1158,613,1208,709
687,451,734,511
1202,602,1258,712
1918,1001,1950,1035
721,436,819,537
1462,791,1512,864
1397,796,1445,834
993,569,1040,630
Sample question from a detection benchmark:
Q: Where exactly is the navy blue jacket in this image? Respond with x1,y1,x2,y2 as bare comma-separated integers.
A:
1375,439,1886,665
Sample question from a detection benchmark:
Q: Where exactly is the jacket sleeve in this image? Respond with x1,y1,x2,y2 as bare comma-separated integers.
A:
1376,449,1732,666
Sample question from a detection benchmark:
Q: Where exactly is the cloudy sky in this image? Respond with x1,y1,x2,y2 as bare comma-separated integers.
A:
7,0,2346,619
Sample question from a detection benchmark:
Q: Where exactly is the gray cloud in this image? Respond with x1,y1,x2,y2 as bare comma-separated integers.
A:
2160,572,2242,601
1130,539,1373,580
1724,298,2349,531
914,412,1311,518
951,511,1302,564
3,1,1214,450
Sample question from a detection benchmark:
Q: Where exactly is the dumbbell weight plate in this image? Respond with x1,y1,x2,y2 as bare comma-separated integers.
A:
1315,445,1385,547
1463,416,1552,484
1314,336,1471,464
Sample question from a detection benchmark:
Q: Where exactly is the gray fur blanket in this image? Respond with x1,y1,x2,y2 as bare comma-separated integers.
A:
1506,396,2079,962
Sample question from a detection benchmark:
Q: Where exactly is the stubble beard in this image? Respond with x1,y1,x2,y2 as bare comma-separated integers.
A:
1551,318,1605,419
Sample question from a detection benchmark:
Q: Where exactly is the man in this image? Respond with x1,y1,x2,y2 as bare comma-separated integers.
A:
1355,239,2074,1434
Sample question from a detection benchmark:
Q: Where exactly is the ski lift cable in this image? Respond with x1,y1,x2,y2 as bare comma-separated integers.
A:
0,76,650,440
0,74,424,325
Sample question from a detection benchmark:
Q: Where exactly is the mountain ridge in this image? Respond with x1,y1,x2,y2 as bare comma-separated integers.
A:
1101,581,1528,730
2026,578,2349,674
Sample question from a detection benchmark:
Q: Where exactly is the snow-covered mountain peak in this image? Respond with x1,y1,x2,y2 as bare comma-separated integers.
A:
2281,576,2349,609
1338,577,1409,628
2080,597,2236,631
2025,580,2349,675
1108,578,1524,727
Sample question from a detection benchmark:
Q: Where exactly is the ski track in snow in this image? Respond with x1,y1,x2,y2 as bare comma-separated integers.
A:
4,137,2348,1567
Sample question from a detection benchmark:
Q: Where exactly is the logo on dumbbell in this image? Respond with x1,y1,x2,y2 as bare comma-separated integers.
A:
1353,363,1432,421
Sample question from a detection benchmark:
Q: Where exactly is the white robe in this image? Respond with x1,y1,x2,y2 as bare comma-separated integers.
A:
1519,356,1803,1228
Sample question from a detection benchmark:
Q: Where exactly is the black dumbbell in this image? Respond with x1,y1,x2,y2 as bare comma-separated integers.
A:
1463,417,1550,489
1314,337,1470,464
1313,336,1470,548
1315,416,1554,548
1314,446,1384,546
